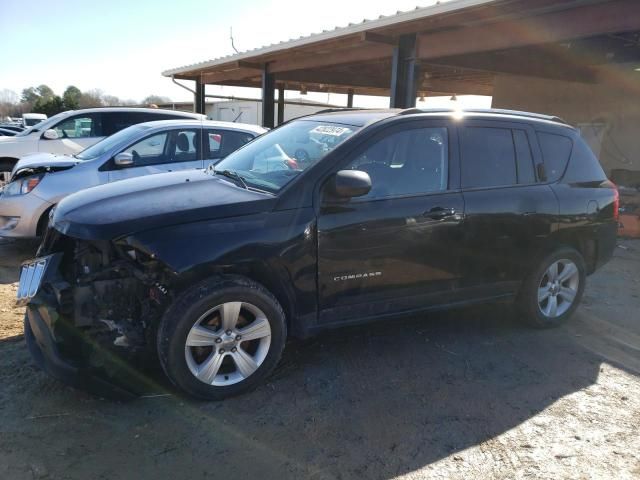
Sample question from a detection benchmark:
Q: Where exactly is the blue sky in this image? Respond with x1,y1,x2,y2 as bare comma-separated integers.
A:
0,0,489,108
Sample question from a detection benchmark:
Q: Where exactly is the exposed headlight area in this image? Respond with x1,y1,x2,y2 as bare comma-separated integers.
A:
2,174,44,196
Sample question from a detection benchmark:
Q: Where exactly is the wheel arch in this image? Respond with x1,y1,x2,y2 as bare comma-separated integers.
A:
0,156,19,168
545,230,597,274
36,205,55,237
171,260,298,333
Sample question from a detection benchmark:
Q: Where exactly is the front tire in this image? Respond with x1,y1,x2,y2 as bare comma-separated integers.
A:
518,247,586,328
157,276,287,400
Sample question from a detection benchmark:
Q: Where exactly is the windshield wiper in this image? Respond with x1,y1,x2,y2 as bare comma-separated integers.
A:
214,169,248,189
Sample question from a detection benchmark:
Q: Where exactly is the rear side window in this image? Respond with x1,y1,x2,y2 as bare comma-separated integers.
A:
537,132,573,182
461,127,516,188
102,112,137,136
205,129,255,159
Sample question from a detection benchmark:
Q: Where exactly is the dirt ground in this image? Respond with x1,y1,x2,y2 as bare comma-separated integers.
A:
0,238,639,480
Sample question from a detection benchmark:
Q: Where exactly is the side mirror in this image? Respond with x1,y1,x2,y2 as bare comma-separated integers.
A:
114,152,134,167
326,170,371,199
42,129,59,140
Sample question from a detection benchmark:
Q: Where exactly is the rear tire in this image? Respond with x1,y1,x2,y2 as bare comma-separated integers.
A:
157,275,287,400
517,247,586,328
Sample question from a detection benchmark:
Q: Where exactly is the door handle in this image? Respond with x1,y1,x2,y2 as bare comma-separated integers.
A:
424,207,456,220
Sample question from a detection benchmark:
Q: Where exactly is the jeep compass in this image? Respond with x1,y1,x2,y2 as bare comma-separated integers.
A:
19,109,618,400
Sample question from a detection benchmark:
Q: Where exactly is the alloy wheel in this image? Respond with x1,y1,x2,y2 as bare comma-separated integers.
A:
184,302,272,386
537,259,580,318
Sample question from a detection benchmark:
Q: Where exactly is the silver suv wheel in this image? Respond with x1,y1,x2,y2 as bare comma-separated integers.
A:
184,301,272,386
537,259,580,318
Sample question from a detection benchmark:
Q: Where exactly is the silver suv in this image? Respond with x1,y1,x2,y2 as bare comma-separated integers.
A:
0,120,265,238
0,107,207,187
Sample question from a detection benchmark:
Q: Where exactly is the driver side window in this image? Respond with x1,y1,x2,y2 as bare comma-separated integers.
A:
121,129,200,166
346,127,449,200
123,132,168,166
53,115,98,139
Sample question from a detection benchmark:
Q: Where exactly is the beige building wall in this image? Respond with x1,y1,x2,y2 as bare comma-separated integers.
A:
492,66,640,183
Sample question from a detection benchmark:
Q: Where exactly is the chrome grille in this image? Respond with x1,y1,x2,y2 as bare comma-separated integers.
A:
16,257,50,305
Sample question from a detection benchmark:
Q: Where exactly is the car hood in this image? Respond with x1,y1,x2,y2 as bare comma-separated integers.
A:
0,134,29,146
51,170,277,240
12,152,79,177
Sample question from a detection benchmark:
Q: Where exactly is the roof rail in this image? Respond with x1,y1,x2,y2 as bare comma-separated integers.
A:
314,107,370,115
399,107,569,125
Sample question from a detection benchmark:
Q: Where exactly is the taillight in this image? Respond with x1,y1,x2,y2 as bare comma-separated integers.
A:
604,180,620,221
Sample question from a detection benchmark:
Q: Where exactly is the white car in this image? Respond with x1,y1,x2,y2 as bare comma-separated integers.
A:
22,113,47,127
0,119,265,238
0,107,207,187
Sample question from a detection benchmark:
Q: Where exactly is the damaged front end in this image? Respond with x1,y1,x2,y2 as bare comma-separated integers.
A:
23,227,175,397
11,163,76,182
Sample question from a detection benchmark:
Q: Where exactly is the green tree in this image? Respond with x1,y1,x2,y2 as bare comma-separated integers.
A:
62,85,82,109
36,84,55,100
21,87,39,104
33,95,65,116
21,85,56,111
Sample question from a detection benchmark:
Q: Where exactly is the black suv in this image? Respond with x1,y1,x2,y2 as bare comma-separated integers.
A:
20,109,618,400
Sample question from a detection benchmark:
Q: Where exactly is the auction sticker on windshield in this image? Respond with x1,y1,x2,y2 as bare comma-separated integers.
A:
310,125,352,136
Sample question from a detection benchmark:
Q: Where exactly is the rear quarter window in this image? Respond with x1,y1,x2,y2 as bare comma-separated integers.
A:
537,132,573,182
562,137,607,183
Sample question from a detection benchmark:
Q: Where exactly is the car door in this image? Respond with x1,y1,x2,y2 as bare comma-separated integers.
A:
107,127,203,182
316,120,466,325
457,120,558,298
40,113,103,154
202,128,257,169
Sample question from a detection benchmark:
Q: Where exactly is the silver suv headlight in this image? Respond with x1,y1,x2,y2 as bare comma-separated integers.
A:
2,174,44,196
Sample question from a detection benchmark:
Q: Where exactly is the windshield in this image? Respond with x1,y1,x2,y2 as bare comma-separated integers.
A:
213,120,359,193
15,111,71,137
75,124,152,160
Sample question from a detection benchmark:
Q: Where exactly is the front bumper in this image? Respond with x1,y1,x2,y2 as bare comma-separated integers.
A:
25,302,138,400
21,253,146,400
21,238,166,399
0,191,52,238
